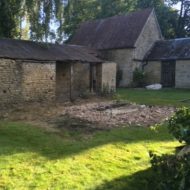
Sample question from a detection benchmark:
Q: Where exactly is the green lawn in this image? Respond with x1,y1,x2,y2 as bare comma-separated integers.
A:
0,122,180,190
116,88,190,106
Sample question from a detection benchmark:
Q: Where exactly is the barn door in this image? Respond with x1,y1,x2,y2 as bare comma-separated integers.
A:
161,61,176,87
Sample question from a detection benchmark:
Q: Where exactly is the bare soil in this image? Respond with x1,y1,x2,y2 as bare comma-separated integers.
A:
2,98,175,132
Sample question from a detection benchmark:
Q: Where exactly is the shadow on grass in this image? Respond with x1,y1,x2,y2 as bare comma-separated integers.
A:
94,168,156,190
0,121,175,160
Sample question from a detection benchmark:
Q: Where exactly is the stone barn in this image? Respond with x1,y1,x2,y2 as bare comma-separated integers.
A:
0,39,116,107
70,8,163,87
144,38,190,88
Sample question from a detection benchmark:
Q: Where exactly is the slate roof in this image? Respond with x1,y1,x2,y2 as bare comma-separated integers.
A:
70,8,153,50
0,38,102,63
145,38,190,61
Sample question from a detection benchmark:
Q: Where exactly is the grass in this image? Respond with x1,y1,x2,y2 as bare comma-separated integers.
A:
0,122,180,190
115,88,190,107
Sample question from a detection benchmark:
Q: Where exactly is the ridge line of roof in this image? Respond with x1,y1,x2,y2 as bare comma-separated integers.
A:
80,8,153,25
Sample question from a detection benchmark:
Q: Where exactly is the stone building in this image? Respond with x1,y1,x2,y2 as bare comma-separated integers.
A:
144,38,190,88
0,39,116,106
70,8,163,87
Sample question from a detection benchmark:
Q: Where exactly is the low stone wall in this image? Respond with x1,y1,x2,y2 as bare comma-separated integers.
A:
176,60,190,88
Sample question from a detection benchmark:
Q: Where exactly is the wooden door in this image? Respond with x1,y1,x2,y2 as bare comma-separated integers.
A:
161,61,176,87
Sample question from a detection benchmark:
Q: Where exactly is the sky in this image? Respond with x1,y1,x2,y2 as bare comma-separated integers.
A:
172,2,181,11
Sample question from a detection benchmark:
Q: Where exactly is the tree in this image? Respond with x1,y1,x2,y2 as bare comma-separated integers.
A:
176,0,190,37
0,0,65,41
136,0,179,39
64,0,137,38
0,0,22,38
64,0,97,39
167,0,190,37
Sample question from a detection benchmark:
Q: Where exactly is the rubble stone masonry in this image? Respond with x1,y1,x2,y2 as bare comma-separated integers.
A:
0,58,56,107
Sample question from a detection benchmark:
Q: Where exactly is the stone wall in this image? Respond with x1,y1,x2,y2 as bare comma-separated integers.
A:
99,11,162,87
134,11,162,61
100,49,134,87
0,59,22,106
22,61,56,102
0,59,56,106
101,62,116,92
176,60,190,88
144,61,161,84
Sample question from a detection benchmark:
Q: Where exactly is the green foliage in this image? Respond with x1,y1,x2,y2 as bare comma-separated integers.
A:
168,107,190,144
63,0,183,40
25,0,65,41
63,0,97,38
136,0,179,39
149,152,190,190
148,106,190,190
64,0,136,38
0,0,21,38
0,0,65,41
133,68,147,87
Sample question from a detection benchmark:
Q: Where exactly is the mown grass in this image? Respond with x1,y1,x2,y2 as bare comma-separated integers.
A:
0,122,180,190
115,88,190,107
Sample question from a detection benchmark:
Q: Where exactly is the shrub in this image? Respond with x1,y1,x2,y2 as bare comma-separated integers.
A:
149,152,190,190
133,68,147,87
168,107,190,144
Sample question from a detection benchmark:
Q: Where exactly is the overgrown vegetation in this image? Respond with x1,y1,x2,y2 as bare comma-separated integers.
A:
168,107,190,144
149,153,190,190
148,107,190,190
132,68,147,87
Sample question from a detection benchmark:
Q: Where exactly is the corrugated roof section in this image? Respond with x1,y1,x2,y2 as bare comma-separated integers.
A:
145,38,190,61
70,8,153,50
0,39,102,63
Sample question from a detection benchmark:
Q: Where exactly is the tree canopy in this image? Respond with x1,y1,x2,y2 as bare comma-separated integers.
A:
0,0,189,41
0,0,65,41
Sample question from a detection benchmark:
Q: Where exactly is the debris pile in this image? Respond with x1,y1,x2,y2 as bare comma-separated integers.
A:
60,101,175,127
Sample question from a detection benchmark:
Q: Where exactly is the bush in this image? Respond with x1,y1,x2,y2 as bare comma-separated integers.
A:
133,68,147,87
149,152,190,190
168,107,190,144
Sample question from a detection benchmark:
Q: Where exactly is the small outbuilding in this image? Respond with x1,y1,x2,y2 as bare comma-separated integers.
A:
144,38,190,88
0,39,116,107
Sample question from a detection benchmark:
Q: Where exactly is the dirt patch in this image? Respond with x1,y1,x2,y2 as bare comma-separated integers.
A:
3,99,175,132
57,101,175,127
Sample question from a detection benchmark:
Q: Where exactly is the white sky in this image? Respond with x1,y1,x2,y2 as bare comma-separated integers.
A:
172,2,181,11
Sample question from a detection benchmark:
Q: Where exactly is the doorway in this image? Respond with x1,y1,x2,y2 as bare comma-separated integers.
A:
161,61,176,87
90,65,97,92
